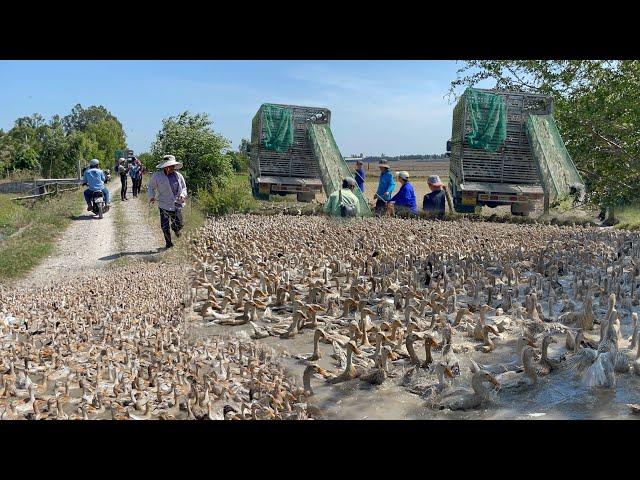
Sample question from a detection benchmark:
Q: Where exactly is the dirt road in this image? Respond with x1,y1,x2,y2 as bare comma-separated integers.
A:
13,181,164,288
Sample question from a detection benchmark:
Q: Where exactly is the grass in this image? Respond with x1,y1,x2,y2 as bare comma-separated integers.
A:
615,205,640,230
0,189,84,282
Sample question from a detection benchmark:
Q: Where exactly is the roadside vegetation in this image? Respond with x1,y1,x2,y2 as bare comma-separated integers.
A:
0,190,83,281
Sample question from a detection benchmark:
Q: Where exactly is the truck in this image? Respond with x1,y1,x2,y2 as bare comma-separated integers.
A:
448,88,583,216
248,103,327,202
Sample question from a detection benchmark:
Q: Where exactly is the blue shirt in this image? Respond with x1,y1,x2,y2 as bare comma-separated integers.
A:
83,167,106,191
129,164,141,179
391,182,417,213
376,169,396,201
355,167,365,192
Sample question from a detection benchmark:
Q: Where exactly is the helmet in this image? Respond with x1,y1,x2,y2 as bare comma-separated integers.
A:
90,159,99,167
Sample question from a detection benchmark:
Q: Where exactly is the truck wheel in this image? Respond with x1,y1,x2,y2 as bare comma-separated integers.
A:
252,179,269,200
511,204,531,217
296,192,315,203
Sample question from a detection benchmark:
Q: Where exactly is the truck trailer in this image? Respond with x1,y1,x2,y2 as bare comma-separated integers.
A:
448,88,583,216
249,103,327,202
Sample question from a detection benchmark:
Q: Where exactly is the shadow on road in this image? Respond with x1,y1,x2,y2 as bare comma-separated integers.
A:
98,250,162,261
70,214,98,221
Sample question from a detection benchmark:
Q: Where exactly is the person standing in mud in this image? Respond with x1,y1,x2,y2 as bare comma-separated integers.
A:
147,155,188,249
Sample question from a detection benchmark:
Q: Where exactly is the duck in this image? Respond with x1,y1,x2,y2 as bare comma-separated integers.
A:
494,346,538,390
436,370,499,411
538,334,564,374
360,346,393,386
328,341,364,384
480,324,501,353
407,362,455,398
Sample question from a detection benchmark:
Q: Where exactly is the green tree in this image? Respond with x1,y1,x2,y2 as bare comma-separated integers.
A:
85,119,126,165
150,112,232,193
13,143,40,172
450,60,640,221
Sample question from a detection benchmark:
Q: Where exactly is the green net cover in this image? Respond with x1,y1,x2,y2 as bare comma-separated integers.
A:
465,88,507,152
261,104,294,153
526,114,584,202
308,123,372,217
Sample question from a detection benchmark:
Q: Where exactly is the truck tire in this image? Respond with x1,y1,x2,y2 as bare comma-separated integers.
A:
296,192,315,203
251,179,269,201
511,203,532,217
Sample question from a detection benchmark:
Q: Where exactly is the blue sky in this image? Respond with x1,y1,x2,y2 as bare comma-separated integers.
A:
0,60,492,156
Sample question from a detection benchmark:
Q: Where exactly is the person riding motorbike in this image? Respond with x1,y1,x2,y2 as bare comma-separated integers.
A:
82,158,110,211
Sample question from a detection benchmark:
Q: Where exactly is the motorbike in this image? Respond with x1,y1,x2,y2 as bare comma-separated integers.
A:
88,190,110,219
103,169,112,183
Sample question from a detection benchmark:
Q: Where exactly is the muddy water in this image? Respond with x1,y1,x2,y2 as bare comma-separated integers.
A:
189,268,640,420
193,314,640,420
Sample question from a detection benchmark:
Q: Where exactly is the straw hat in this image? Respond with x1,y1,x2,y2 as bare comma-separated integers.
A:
378,159,390,168
156,155,183,170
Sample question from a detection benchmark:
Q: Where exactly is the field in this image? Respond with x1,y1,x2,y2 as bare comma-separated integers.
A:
350,159,450,180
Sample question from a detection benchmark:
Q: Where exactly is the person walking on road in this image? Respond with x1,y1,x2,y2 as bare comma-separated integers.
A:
129,158,143,198
147,155,188,249
374,159,396,215
117,158,129,201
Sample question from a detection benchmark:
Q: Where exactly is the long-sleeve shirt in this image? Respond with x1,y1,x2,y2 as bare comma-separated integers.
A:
355,167,365,192
391,182,417,214
147,170,188,211
376,169,395,201
83,168,106,191
324,188,360,217
423,189,446,218
129,164,141,179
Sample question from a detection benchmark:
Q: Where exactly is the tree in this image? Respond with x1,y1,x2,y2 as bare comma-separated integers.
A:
150,111,232,194
85,119,126,165
450,60,640,221
62,104,121,133
13,143,40,172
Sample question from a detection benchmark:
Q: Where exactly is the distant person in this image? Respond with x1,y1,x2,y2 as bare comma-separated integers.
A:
82,158,110,210
324,177,360,218
389,171,417,215
129,157,143,198
354,160,365,193
148,155,188,249
423,175,446,219
374,159,396,215
117,158,129,201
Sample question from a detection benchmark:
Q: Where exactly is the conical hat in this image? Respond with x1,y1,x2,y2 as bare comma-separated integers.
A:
156,155,183,170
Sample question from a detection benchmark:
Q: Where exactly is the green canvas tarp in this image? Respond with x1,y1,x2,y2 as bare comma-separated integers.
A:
465,88,507,152
526,114,584,202
307,123,372,217
261,104,294,153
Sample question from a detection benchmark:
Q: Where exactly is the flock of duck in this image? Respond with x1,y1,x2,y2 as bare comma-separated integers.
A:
0,263,316,420
187,215,640,416
3,213,640,420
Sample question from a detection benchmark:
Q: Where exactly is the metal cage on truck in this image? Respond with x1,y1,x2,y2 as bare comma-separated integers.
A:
249,104,329,201
449,89,553,215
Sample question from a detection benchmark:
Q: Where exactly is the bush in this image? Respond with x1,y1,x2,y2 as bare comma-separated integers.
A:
197,176,257,216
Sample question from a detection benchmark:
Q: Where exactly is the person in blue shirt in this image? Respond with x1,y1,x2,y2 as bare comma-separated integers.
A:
82,158,110,211
354,160,365,193
374,159,396,215
389,171,417,215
